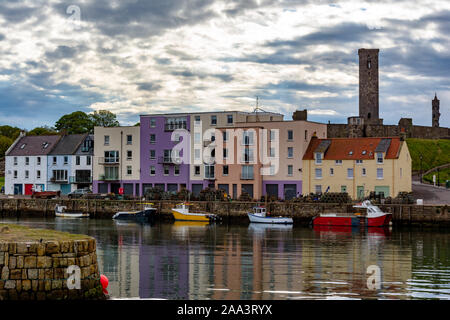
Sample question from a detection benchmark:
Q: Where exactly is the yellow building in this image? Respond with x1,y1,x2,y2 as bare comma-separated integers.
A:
302,137,412,199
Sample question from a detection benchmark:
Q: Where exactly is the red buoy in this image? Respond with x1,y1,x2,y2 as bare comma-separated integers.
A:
100,274,109,294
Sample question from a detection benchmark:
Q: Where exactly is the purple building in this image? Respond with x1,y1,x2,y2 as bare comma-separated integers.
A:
139,115,191,195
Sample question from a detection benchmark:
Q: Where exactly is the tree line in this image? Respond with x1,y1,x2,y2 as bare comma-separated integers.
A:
0,110,120,157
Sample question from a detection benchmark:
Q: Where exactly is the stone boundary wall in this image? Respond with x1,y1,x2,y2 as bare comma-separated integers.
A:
0,199,449,226
0,237,104,300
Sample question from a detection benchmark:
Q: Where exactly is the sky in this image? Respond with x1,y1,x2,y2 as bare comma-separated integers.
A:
0,0,449,129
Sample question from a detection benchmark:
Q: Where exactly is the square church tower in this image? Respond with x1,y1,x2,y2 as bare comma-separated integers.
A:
358,49,380,123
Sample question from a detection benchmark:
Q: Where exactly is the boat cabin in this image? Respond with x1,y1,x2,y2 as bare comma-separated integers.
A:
253,206,267,217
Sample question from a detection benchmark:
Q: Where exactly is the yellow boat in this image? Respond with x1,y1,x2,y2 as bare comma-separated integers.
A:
171,203,218,222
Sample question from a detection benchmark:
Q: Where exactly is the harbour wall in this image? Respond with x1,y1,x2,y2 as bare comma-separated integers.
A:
0,198,449,226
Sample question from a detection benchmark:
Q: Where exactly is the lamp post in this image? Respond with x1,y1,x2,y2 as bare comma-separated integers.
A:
437,168,440,187
419,154,423,184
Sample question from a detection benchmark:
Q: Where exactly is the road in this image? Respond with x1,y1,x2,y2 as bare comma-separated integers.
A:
412,178,450,205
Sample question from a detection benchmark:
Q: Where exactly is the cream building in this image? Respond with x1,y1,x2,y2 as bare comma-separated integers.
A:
93,126,141,195
302,137,412,199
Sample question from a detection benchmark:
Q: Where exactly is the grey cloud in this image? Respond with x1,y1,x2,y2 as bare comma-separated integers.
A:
45,45,87,60
136,82,162,92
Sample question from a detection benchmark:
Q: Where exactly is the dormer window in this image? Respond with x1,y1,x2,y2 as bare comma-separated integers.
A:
376,152,383,164
349,151,353,156
315,152,322,164
20,143,26,149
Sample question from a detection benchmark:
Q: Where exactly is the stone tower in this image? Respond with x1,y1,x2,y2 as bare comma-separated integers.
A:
358,48,379,122
432,93,440,128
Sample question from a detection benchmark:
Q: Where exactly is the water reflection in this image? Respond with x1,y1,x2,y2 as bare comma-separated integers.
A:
1,216,449,300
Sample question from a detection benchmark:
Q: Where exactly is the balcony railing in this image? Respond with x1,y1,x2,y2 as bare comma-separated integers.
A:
240,174,254,180
164,122,187,131
98,157,120,164
69,176,93,184
99,174,119,181
50,177,68,183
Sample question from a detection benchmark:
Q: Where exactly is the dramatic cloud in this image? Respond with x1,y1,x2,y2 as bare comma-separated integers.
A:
0,0,449,129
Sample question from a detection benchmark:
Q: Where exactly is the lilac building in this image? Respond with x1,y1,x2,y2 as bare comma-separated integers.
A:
139,115,191,195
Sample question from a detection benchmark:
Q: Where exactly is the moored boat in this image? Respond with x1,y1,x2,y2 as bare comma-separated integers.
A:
55,205,89,218
112,203,157,220
312,200,392,227
171,203,219,222
247,206,293,224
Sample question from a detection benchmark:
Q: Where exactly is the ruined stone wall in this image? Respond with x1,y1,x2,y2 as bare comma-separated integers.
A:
0,236,103,300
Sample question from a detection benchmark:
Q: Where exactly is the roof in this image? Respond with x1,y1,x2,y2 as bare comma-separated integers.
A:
303,137,402,160
50,134,87,155
7,135,61,156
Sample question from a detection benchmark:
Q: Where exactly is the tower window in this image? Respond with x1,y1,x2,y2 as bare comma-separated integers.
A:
368,112,371,119
367,57,372,69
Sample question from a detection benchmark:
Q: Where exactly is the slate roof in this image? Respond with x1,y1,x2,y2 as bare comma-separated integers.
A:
50,134,88,155
303,137,402,160
7,135,61,156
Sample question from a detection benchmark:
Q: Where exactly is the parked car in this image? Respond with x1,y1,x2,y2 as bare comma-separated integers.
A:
68,188,92,199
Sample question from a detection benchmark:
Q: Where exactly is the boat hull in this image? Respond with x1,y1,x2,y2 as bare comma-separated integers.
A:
313,214,392,227
248,213,293,224
55,213,89,218
171,209,210,222
112,209,156,220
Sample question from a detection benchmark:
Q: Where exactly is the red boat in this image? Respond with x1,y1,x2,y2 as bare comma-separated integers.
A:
312,200,392,227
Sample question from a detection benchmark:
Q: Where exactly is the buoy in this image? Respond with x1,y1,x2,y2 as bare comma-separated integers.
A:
100,274,109,294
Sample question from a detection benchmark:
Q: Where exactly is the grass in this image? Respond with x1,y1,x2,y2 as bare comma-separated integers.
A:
0,223,91,242
406,138,450,172
0,176,4,189
423,167,450,185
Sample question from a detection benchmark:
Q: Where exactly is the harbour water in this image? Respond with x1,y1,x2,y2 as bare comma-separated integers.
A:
1,216,449,300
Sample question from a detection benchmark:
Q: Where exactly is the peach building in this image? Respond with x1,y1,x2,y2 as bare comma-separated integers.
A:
214,119,327,200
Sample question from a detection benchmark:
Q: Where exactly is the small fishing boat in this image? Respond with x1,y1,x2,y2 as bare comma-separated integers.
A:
312,200,392,227
112,203,157,221
247,206,293,224
171,203,219,222
55,205,89,218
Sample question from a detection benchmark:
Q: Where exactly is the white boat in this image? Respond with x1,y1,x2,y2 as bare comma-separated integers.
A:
247,206,293,224
112,203,157,221
55,205,89,218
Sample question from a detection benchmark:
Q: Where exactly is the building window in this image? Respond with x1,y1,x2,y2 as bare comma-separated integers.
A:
335,160,342,165
270,147,275,157
150,118,156,128
13,157,17,165
174,165,180,176
150,134,156,144
223,148,228,159
53,157,57,165
14,171,17,179
377,168,383,179
347,168,354,179
150,150,156,160
243,131,254,146
205,165,215,179
287,165,293,176
315,185,322,193
127,150,132,160
126,166,132,175
241,165,254,180
104,151,119,163
195,116,201,124
104,135,110,145
64,156,68,165
25,157,29,165
150,166,155,176
37,170,41,179
356,160,363,164
341,185,347,193
194,132,201,144
223,165,229,176
25,170,29,179
243,148,254,162
315,153,322,164
362,168,367,176
194,166,200,175
194,149,201,160
315,168,322,179
223,131,228,142
86,156,91,166
287,130,293,141
76,156,80,165
164,166,170,176
227,114,233,124
37,157,41,166
270,129,276,141
127,135,132,145
330,168,334,176
288,147,294,158
269,165,275,176
211,115,217,125
377,152,383,164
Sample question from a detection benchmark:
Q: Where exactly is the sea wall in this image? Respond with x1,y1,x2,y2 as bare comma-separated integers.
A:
0,198,449,226
0,226,104,300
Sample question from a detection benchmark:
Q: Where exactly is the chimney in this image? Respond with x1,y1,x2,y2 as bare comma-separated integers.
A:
293,109,307,121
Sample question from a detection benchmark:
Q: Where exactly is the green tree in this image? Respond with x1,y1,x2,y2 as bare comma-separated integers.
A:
0,135,13,157
89,110,120,128
0,125,21,140
54,111,93,134
28,126,57,136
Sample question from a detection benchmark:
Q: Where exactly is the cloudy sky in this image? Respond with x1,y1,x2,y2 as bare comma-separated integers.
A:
0,0,449,129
